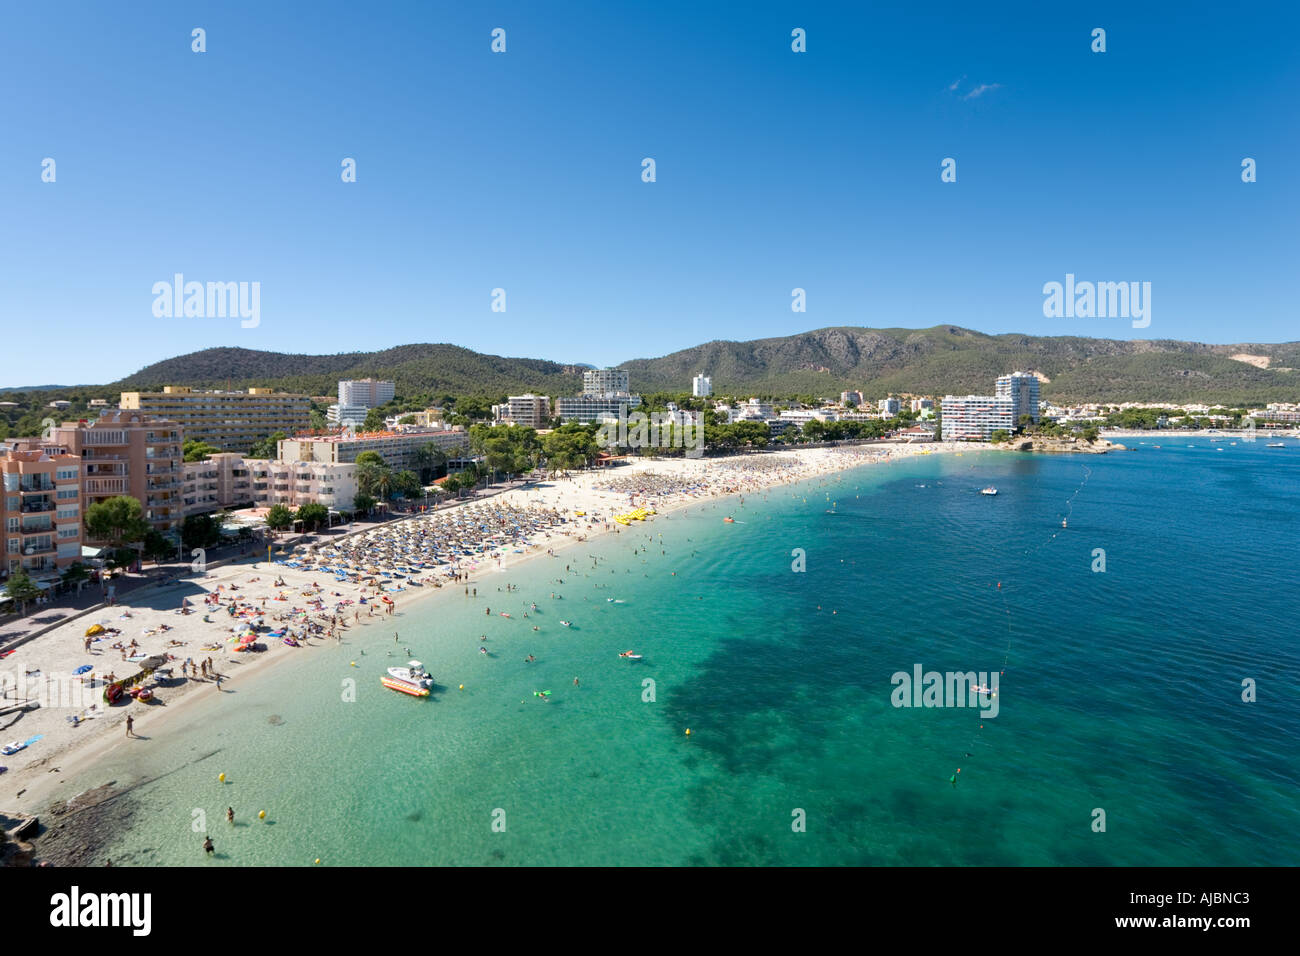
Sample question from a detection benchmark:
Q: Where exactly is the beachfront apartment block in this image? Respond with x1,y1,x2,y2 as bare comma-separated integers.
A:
494,394,552,429
779,408,838,426
559,369,642,424
941,396,1015,441
1,445,84,582
911,398,934,413
248,460,358,511
878,397,901,415
693,374,713,398
555,395,642,423
337,379,395,408
50,411,185,537
182,454,358,514
277,428,469,473
996,373,1041,424
182,453,254,514
120,387,311,452
1256,403,1300,423
841,390,864,406
734,399,776,422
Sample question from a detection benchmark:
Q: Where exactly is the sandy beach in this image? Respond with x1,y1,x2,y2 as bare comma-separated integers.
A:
0,443,965,828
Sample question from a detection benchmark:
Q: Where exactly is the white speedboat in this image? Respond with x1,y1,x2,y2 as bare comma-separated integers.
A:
382,660,433,697
980,487,998,496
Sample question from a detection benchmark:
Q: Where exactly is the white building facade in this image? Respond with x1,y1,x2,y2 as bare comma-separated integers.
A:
941,396,1015,441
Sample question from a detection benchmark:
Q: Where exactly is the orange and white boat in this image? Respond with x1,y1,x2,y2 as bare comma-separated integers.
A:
381,661,433,697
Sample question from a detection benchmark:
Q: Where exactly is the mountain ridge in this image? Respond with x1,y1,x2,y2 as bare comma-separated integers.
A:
82,326,1300,405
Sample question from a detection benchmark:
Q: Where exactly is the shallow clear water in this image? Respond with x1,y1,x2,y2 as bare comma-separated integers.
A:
87,442,1300,865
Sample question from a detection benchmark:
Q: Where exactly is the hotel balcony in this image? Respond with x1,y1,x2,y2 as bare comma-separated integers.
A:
86,478,128,495
21,521,54,535
18,481,56,494
19,499,55,513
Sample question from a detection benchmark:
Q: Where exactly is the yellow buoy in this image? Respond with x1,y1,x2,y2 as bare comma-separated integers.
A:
350,661,357,667
218,773,226,782
314,858,321,865
459,684,464,690
685,728,691,735
258,810,266,820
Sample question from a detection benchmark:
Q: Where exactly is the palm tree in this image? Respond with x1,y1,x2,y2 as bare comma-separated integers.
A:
413,443,448,484
372,467,395,501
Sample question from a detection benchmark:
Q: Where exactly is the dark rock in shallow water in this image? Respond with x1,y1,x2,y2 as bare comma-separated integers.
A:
268,715,284,726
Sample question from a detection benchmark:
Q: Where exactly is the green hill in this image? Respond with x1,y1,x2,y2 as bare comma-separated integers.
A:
113,345,585,399
623,326,1300,404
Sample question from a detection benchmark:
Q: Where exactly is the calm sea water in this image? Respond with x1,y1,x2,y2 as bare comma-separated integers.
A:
88,440,1300,866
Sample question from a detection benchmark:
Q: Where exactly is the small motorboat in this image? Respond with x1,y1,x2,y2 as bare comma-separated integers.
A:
1266,442,1286,448
383,661,433,697
618,651,642,660
560,621,572,627
980,487,998,496
723,517,735,523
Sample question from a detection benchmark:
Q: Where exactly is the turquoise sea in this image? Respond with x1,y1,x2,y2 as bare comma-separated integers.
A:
86,439,1300,866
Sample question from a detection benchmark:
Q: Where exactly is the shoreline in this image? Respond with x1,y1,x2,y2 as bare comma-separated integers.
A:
1101,428,1300,439
2,443,974,859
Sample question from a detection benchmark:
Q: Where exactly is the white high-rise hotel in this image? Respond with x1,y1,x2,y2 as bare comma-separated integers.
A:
557,368,642,424
996,373,1040,425
942,372,1040,441
338,379,395,407
331,379,396,428
693,374,712,397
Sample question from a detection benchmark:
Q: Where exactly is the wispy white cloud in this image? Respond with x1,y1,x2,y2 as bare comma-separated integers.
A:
962,83,1001,100
947,75,965,92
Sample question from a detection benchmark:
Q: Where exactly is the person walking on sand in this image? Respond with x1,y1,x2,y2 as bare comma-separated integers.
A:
226,807,234,824
125,714,135,737
203,836,215,855
214,672,223,691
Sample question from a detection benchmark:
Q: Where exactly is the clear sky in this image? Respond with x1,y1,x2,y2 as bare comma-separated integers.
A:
1,0,1295,387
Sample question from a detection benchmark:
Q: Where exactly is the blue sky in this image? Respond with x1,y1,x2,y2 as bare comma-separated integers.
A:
1,0,1296,387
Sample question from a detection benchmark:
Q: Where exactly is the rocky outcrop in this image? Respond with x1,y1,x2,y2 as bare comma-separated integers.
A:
998,437,1125,454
